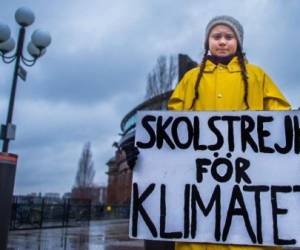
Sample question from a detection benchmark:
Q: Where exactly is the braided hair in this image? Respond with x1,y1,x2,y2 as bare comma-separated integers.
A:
189,46,249,110
189,48,209,110
236,46,249,109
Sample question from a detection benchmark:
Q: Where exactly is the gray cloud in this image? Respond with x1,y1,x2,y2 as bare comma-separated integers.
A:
0,0,299,195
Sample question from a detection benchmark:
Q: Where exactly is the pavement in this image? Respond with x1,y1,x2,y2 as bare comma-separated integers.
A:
7,219,144,250
10,221,296,250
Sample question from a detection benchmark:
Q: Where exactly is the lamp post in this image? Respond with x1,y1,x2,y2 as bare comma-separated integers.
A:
0,7,51,249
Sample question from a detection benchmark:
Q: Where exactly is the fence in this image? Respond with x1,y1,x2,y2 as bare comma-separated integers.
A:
10,196,130,230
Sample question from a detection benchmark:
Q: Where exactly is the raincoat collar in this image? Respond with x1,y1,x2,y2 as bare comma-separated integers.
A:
204,56,243,73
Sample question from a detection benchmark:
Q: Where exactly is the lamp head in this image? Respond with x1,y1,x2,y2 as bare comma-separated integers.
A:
0,38,16,54
15,7,35,27
0,22,11,43
27,41,46,58
31,29,51,49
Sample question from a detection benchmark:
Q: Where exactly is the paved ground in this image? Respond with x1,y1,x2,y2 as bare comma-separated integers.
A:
10,221,296,250
8,219,144,250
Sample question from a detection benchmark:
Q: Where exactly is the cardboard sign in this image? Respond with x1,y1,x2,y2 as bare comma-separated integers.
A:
129,110,300,247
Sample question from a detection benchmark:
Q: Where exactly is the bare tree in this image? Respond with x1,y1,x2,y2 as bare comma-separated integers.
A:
74,142,95,188
145,55,177,99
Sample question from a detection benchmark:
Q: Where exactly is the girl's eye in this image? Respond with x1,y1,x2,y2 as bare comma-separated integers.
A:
211,34,222,40
211,33,235,40
225,34,235,40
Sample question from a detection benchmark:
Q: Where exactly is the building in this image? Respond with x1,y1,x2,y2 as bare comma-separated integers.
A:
106,151,131,205
62,192,72,199
44,192,60,199
71,186,107,204
106,54,197,206
44,192,61,204
105,54,197,250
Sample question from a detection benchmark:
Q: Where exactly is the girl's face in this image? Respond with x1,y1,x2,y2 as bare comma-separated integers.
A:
208,24,238,57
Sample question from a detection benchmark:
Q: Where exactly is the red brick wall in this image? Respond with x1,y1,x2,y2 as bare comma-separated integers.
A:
107,149,132,205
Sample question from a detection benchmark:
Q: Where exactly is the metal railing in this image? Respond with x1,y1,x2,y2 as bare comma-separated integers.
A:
10,196,129,230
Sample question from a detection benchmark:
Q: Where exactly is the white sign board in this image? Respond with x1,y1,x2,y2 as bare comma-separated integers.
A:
129,110,300,247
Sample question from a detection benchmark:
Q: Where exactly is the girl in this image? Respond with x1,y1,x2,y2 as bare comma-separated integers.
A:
168,15,290,250
168,15,290,112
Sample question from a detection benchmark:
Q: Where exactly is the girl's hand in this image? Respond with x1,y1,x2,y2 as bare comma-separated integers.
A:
122,138,140,170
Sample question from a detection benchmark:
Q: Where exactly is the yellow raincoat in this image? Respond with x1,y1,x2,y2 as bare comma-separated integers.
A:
167,56,291,250
168,57,290,111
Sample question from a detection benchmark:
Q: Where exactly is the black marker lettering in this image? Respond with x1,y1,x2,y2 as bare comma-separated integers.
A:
195,158,211,183
274,116,293,154
184,184,191,238
235,157,252,184
132,183,157,237
241,115,258,153
294,116,300,154
191,185,221,241
271,186,296,245
172,117,193,149
208,116,224,151
136,115,156,149
222,116,240,152
243,185,270,244
157,116,175,149
193,116,207,150
223,185,256,243
160,184,183,239
211,157,233,183
293,185,300,192
257,116,275,153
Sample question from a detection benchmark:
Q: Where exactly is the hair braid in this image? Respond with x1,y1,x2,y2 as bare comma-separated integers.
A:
236,47,249,109
189,48,209,110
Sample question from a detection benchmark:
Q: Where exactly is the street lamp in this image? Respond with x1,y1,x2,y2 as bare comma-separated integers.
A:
0,7,51,152
0,7,51,249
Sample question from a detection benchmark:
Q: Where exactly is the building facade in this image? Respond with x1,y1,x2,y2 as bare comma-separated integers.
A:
106,54,197,206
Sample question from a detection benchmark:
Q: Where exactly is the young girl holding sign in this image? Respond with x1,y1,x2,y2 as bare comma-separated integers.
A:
124,15,291,250
168,15,290,250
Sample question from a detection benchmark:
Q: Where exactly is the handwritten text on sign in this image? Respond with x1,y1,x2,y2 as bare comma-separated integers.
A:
129,111,300,246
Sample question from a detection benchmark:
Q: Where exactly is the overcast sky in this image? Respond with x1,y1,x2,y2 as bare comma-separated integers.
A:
1,0,300,195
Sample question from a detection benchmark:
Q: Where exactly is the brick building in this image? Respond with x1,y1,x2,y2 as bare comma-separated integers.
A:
106,150,132,205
